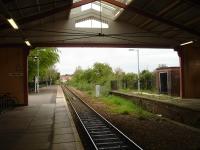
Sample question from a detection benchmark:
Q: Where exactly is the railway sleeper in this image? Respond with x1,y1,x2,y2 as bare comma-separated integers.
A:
86,125,107,129
88,127,109,131
91,133,116,137
83,119,102,122
98,145,128,150
90,130,112,134
96,141,124,146
94,137,120,141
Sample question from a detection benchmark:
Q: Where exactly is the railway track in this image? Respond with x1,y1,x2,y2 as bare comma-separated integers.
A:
62,86,143,150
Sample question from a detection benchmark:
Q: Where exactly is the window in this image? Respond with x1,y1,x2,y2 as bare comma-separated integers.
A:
75,18,109,28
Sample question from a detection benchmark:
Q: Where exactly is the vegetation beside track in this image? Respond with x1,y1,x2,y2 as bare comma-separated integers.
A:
65,62,155,118
99,95,152,118
66,62,156,96
69,86,152,119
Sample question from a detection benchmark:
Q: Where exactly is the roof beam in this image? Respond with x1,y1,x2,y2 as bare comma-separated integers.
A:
0,42,172,49
102,0,126,8
185,16,200,26
36,0,41,13
139,0,181,28
15,0,24,18
102,0,200,37
183,0,200,6
72,0,97,9
128,0,155,23
0,0,12,18
1,0,14,4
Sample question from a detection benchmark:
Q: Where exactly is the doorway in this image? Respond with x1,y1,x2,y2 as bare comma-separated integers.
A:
159,72,168,93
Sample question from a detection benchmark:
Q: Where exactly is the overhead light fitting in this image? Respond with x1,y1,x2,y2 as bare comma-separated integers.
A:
180,41,194,46
25,40,31,46
7,18,19,29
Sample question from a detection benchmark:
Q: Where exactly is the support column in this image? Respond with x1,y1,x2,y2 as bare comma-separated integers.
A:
0,47,29,105
23,48,30,106
177,49,185,98
176,45,200,98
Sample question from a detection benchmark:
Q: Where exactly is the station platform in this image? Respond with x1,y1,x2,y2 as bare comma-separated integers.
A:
110,91,200,128
0,86,84,150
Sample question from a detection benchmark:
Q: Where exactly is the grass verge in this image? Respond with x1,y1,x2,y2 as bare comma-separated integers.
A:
99,95,152,119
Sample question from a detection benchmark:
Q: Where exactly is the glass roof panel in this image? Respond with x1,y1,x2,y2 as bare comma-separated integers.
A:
75,18,109,28
71,0,133,19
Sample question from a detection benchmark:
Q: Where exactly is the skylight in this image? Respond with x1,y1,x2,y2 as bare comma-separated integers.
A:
81,3,101,12
71,0,130,20
75,18,109,28
96,1,115,11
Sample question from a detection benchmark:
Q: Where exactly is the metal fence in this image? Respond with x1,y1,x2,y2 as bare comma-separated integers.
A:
0,93,16,113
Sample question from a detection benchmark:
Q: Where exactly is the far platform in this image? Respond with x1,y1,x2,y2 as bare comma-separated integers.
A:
113,90,200,111
0,86,84,150
110,90,200,128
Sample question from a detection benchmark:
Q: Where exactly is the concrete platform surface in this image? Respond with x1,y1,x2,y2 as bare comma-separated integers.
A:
112,91,200,111
0,86,84,150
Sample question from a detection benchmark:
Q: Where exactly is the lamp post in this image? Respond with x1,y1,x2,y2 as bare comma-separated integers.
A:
129,49,140,92
34,50,39,93
37,49,40,93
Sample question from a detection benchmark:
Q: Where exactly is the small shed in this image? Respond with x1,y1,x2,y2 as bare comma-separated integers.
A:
155,67,180,96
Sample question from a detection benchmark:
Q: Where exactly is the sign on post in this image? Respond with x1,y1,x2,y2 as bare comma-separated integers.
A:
95,85,100,97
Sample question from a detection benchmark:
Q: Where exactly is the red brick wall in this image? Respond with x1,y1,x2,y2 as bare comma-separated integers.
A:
180,45,200,98
0,48,28,105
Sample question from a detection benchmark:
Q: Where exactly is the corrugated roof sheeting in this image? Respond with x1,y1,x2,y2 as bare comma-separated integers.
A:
0,0,199,47
118,0,200,43
2,0,72,21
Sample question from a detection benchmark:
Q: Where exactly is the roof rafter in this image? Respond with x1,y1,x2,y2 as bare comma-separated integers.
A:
183,0,200,6
36,0,41,12
72,0,97,9
128,0,155,23
102,0,126,8
0,42,173,49
0,0,97,29
15,0,24,18
139,0,181,28
102,0,200,37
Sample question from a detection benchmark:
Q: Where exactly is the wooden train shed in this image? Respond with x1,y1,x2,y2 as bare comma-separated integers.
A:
155,67,180,96
0,0,200,105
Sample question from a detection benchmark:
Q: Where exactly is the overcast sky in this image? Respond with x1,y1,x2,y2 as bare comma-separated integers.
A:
56,48,179,75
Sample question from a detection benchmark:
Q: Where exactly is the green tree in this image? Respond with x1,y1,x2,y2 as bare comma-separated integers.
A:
28,48,59,81
114,67,125,81
67,63,114,94
42,67,60,84
122,73,138,89
139,70,155,90
114,68,125,89
92,63,114,85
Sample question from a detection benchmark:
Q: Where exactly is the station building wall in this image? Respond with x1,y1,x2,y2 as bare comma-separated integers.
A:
0,48,28,105
179,45,200,98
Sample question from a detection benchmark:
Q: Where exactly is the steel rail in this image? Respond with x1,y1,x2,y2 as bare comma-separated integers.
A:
62,86,143,150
